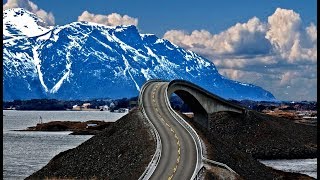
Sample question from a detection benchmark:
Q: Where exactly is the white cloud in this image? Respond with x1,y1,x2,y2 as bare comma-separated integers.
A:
265,8,317,63
164,8,317,65
306,23,317,43
280,71,299,85
219,67,316,101
163,8,317,100
219,69,249,80
78,11,138,26
3,0,55,25
164,17,271,57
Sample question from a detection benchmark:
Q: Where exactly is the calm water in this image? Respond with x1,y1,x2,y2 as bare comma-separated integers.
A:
3,110,126,180
260,159,317,178
3,110,317,179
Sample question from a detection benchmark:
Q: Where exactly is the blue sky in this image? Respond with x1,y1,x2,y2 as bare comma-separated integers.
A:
4,0,317,36
3,0,318,101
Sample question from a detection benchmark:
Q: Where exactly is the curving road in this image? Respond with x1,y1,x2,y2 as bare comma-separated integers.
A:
141,81,197,180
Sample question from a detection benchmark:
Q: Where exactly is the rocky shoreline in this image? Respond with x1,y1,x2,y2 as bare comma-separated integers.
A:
17,120,113,135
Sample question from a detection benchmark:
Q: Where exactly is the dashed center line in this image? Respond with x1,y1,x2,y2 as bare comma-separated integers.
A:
152,85,181,180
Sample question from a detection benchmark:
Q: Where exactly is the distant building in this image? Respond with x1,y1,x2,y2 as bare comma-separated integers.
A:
81,103,91,109
86,123,97,129
109,102,115,109
118,108,129,113
72,105,81,110
99,105,109,111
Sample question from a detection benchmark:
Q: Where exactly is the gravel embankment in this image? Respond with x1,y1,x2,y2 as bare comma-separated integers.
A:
187,110,316,180
26,109,155,180
208,110,317,159
26,107,316,179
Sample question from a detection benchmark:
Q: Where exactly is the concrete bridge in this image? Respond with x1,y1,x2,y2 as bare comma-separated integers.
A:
139,79,241,179
167,80,246,129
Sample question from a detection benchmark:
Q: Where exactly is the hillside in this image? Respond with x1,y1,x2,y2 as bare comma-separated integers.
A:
26,108,316,179
26,110,155,179
185,110,317,179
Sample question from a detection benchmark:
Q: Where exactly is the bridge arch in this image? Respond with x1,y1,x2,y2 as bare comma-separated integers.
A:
167,80,245,129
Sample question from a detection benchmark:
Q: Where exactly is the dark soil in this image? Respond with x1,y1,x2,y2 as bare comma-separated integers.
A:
208,110,317,159
25,108,316,180
26,109,156,180
186,110,316,180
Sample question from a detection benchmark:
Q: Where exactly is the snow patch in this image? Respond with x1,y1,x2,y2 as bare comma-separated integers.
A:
145,46,161,63
122,55,140,91
3,8,52,38
141,68,152,80
32,46,49,92
50,56,72,93
165,44,173,50
155,39,164,44
48,37,83,93
186,67,191,72
91,36,113,51
36,30,52,41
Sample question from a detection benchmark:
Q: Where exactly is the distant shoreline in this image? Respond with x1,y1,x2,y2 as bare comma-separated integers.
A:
14,120,114,135
3,109,128,112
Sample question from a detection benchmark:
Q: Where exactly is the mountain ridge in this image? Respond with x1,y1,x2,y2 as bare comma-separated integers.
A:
3,8,276,101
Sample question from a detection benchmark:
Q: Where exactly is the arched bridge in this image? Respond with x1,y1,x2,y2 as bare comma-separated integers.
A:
139,79,242,179
167,80,245,128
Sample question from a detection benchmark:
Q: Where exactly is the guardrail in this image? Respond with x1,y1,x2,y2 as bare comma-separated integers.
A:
168,80,246,113
202,158,238,174
165,82,239,179
164,85,203,179
194,166,206,180
139,80,239,180
138,80,163,180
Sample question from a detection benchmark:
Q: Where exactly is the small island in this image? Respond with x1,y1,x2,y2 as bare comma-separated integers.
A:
17,120,113,135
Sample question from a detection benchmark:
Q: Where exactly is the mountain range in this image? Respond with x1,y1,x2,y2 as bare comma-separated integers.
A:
3,8,276,101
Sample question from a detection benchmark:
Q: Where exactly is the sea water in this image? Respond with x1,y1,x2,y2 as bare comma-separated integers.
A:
3,110,317,179
260,158,317,178
3,110,126,180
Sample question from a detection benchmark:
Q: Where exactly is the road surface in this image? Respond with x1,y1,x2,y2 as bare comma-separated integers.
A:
141,81,197,180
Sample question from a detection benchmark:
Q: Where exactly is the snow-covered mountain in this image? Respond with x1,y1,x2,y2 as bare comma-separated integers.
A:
3,8,276,101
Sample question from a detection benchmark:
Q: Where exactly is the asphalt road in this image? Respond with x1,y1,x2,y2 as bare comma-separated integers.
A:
142,82,197,180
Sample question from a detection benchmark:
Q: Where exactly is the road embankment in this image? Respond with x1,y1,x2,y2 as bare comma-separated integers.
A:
26,109,156,180
186,110,316,179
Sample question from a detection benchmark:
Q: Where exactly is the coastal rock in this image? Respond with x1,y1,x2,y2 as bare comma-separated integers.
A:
20,120,112,135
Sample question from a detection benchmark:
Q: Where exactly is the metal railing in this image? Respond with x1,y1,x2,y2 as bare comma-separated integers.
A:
164,85,203,179
165,82,239,179
138,80,163,180
138,80,239,180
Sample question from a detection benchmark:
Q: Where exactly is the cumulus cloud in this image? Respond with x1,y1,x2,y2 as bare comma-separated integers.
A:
164,8,317,64
265,8,317,63
306,23,317,43
219,69,251,80
3,0,55,25
163,8,317,100
280,71,299,85
78,11,138,26
164,17,271,57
